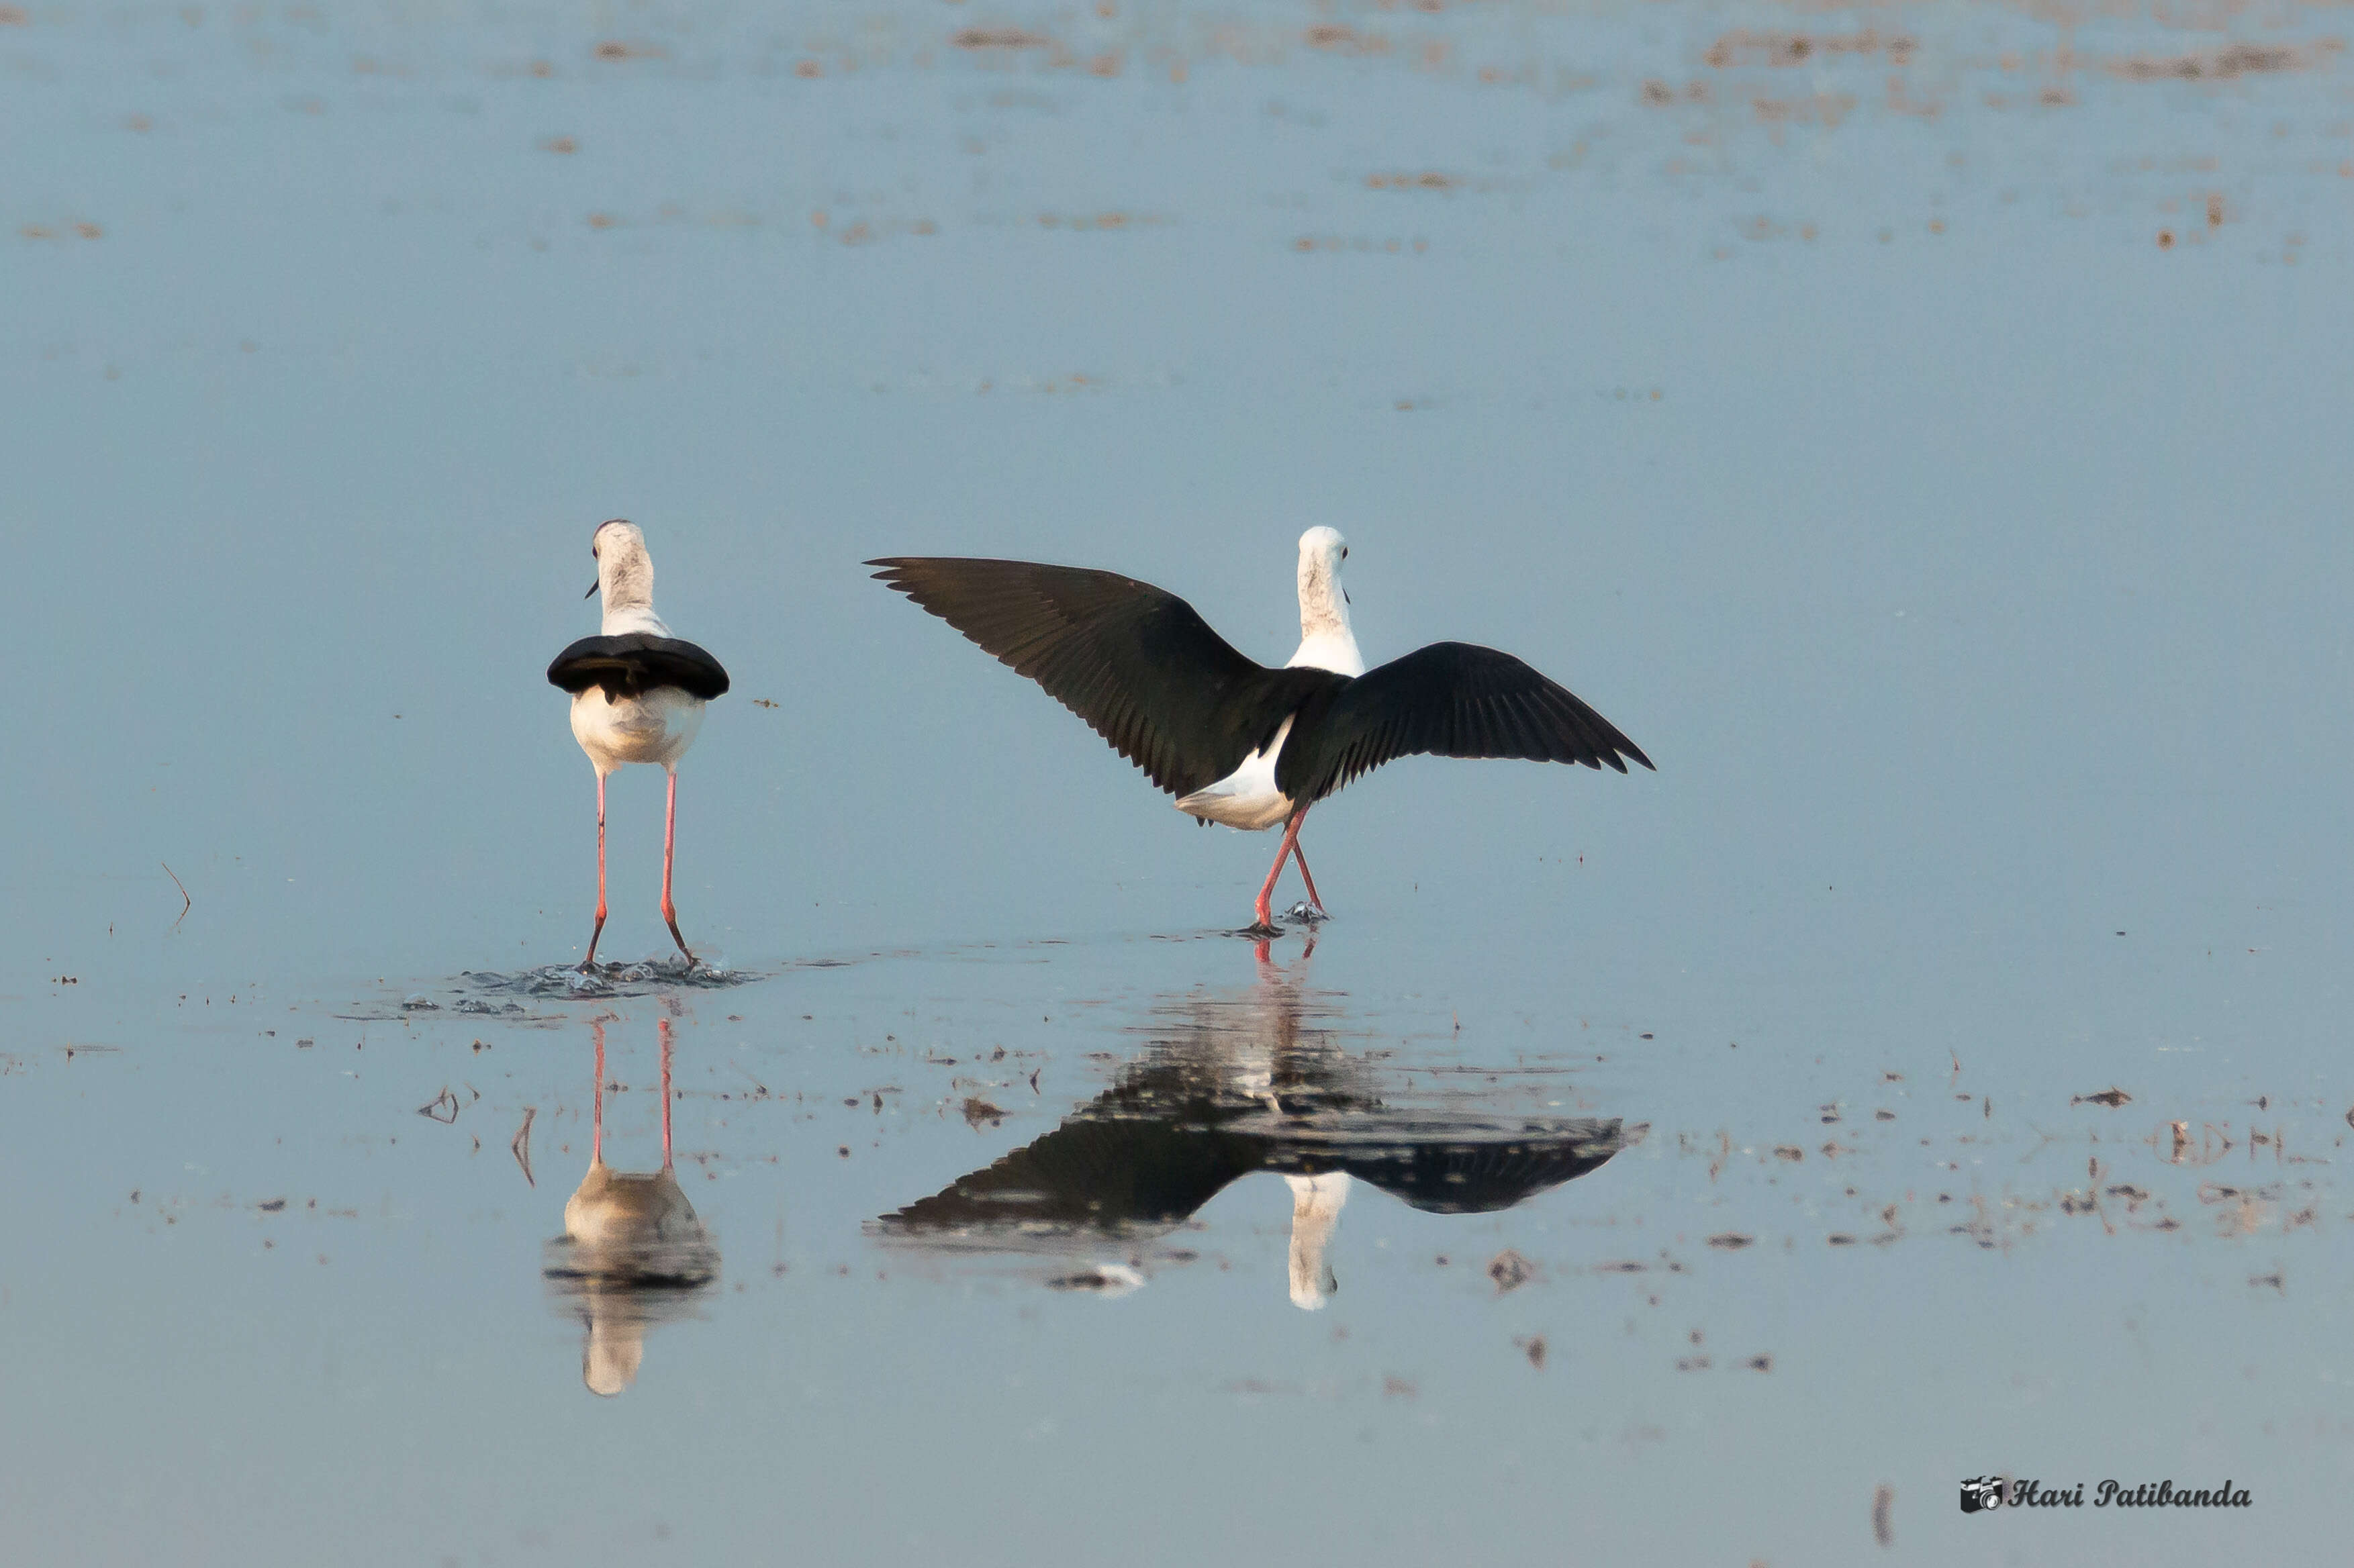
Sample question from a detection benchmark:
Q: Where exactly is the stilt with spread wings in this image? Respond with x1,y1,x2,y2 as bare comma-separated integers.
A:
869,528,1649,932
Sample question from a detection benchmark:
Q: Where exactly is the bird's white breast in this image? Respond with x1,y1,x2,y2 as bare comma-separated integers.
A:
1286,628,1365,678
602,605,671,638
571,686,706,775
1174,716,1297,832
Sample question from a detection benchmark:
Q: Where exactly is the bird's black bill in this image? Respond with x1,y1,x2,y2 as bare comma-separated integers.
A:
584,580,599,598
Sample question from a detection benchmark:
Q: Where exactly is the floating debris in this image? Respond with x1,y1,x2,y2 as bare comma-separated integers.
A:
1487,1249,1534,1292
511,1107,536,1187
2108,42,2341,81
951,27,1053,50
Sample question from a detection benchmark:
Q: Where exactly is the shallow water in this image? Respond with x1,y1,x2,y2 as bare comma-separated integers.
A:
5,0,2352,1561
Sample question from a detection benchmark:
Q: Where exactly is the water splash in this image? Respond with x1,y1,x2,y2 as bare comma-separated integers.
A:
454,958,762,1001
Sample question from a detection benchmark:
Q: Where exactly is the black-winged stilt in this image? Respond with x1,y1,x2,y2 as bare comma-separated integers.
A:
547,520,730,968
869,528,1652,932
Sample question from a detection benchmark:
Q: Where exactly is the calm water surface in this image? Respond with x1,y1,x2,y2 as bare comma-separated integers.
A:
5,0,2352,1562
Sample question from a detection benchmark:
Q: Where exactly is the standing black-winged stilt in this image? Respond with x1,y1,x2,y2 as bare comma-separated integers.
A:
869,528,1652,932
547,520,730,968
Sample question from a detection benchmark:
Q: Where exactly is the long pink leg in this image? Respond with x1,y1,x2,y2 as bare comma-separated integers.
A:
661,770,696,967
581,773,610,971
590,1019,607,1165
658,1017,675,1169
1252,806,1311,930
1290,837,1328,915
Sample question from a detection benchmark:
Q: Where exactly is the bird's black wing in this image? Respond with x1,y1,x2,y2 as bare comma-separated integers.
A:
868,556,1340,798
1275,641,1652,804
870,1116,1262,1242
547,634,731,701
1322,1118,1629,1215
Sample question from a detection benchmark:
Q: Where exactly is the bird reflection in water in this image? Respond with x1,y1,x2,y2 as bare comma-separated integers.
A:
874,940,1631,1308
544,1017,719,1395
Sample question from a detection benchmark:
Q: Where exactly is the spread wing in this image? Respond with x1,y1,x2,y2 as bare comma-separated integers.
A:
871,1116,1260,1242
868,556,1338,798
547,634,731,701
1276,641,1651,804
1319,1118,1628,1215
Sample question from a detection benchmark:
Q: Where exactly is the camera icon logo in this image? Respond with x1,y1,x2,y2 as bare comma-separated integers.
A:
1959,1477,2007,1514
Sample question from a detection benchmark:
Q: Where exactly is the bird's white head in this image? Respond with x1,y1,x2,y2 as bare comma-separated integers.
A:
1284,1171,1351,1311
583,1314,646,1398
1288,526,1364,677
588,519,666,636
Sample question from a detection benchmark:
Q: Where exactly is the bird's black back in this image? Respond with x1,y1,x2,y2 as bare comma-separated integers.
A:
547,634,731,702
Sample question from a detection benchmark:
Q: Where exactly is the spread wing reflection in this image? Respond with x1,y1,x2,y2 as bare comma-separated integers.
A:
544,1017,720,1395
874,942,1631,1308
